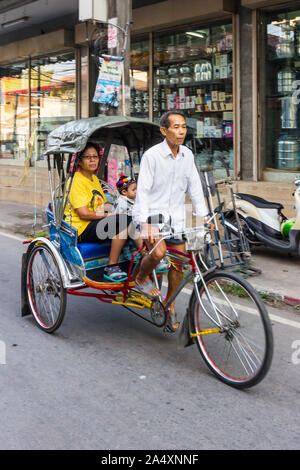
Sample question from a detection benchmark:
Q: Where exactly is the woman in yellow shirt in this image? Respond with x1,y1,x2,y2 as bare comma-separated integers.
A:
65,143,138,281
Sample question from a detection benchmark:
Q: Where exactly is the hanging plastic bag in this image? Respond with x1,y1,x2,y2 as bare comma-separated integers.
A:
93,55,123,107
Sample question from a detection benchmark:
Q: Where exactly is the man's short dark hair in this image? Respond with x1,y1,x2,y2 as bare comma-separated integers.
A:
159,111,185,129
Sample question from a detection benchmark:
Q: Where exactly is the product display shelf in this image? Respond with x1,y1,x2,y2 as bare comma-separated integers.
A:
153,50,232,66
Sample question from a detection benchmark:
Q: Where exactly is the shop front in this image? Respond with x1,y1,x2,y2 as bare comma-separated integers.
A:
257,2,300,181
130,13,235,177
130,0,300,214
0,51,76,163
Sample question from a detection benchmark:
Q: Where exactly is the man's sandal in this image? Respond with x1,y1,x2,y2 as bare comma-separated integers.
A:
134,279,160,299
163,312,180,333
104,265,128,282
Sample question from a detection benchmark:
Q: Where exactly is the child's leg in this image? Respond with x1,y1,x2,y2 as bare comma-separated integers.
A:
132,236,143,250
108,230,128,265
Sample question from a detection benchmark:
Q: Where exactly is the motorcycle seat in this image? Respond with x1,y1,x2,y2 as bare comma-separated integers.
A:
235,193,283,211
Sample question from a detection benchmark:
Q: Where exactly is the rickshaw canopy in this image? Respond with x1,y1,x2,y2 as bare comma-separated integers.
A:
44,116,163,156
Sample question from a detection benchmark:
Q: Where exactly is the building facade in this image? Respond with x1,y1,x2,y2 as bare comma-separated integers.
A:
0,0,299,214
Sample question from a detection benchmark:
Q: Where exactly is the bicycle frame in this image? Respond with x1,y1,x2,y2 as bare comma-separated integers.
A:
161,245,240,332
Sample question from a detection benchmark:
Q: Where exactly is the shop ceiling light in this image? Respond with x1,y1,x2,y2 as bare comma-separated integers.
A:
186,32,204,38
1,16,29,28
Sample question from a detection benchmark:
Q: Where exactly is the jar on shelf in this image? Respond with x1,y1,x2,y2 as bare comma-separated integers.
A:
168,66,179,76
177,33,189,58
179,65,192,74
187,36,200,56
156,77,168,86
281,96,298,129
180,74,193,85
169,76,180,85
277,135,300,170
156,68,167,76
276,24,295,59
295,26,300,57
166,35,177,60
276,38,295,58
277,66,296,93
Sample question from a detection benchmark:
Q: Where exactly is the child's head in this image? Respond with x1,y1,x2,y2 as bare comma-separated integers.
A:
116,175,137,200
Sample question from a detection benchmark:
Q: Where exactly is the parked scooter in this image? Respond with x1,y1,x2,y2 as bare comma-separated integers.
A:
223,178,300,256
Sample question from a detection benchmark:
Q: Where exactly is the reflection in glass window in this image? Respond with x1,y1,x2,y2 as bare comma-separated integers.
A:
0,62,30,160
130,39,149,118
153,22,233,176
30,52,76,160
0,52,76,162
264,8,300,171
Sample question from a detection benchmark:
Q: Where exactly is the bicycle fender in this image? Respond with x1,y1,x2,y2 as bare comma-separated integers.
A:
177,307,195,349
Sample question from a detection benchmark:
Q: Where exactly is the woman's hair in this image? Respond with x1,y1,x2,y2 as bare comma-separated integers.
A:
78,143,100,159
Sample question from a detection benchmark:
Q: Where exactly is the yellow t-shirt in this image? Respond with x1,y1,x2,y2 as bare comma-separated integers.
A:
64,172,107,236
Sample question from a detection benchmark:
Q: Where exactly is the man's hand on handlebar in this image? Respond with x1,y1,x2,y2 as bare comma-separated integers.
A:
203,216,215,232
140,223,160,244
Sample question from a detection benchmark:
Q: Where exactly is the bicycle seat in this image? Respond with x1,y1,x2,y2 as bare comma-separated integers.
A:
235,193,283,211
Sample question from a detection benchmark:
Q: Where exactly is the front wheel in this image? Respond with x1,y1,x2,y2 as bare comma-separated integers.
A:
26,243,67,333
190,270,273,389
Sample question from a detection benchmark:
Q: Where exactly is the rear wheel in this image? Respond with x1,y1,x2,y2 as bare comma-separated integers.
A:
190,270,273,389
26,243,66,333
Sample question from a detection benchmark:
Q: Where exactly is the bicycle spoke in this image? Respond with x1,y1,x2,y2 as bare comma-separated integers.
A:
27,245,66,332
191,271,273,388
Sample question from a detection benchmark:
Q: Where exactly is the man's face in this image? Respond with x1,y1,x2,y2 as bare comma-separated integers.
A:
160,114,187,147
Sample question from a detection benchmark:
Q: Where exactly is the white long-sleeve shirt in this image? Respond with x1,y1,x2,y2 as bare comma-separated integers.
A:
132,139,208,232
114,195,134,215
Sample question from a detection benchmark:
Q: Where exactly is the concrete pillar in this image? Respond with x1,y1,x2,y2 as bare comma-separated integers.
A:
107,0,132,116
238,3,255,180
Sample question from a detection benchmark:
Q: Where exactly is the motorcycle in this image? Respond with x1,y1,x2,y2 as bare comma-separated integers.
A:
223,178,300,256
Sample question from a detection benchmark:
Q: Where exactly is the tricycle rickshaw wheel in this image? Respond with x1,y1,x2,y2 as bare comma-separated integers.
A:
189,270,273,389
26,243,67,333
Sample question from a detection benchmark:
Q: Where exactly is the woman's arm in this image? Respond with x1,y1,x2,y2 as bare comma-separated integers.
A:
76,205,107,221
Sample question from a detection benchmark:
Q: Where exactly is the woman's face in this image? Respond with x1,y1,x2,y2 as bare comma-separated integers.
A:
79,146,99,173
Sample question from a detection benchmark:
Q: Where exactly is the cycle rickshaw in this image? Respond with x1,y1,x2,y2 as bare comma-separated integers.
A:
21,116,273,389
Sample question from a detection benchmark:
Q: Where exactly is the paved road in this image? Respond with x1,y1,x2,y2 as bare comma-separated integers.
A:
0,231,299,450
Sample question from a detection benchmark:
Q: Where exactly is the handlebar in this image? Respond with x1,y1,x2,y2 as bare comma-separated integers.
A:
156,225,207,239
147,225,211,256
215,176,233,186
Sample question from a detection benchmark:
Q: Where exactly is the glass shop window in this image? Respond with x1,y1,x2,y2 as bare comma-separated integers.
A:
263,7,300,171
130,38,149,119
153,22,234,176
0,62,30,161
30,51,76,161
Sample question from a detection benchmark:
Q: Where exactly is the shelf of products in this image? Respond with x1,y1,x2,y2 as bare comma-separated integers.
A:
153,24,234,171
130,24,234,172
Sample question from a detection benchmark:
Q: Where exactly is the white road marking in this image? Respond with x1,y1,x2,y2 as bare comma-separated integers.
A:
162,281,300,330
0,230,25,242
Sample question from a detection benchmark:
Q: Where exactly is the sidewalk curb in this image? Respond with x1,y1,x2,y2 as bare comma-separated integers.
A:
0,222,43,237
256,288,300,308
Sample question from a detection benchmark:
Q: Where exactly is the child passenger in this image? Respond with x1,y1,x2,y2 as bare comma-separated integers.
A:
114,175,137,215
114,175,169,276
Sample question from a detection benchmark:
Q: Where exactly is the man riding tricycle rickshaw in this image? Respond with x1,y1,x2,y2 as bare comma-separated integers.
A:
21,111,273,389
